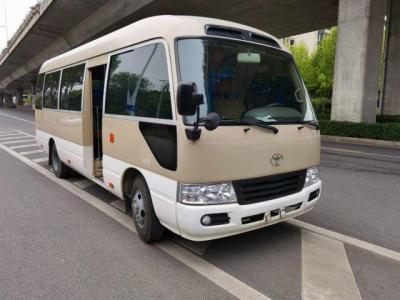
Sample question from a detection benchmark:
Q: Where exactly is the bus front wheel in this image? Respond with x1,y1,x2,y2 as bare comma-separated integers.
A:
130,176,164,243
51,144,71,178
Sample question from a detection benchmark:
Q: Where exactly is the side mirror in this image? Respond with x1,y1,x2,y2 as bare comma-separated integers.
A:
177,82,204,116
204,112,220,131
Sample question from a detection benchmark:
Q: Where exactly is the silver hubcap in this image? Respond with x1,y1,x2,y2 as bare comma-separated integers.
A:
132,190,145,228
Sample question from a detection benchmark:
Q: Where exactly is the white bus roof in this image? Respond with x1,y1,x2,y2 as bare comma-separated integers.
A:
40,15,285,74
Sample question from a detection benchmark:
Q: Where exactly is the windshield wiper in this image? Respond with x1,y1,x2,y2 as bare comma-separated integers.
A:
221,119,279,134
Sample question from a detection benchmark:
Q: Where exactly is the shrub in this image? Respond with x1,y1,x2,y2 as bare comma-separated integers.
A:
319,120,400,141
376,115,400,123
316,113,331,121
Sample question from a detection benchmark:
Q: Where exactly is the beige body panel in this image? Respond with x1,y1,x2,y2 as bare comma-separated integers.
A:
177,124,320,183
86,54,108,68
103,117,320,183
102,117,177,179
35,110,83,146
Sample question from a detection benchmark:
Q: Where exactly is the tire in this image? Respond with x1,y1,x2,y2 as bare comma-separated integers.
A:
130,176,164,243
51,144,71,178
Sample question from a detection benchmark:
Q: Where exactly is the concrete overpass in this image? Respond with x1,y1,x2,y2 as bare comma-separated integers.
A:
0,0,398,122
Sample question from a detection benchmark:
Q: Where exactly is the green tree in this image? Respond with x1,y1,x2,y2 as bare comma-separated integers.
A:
290,42,314,84
290,28,337,98
290,41,318,95
311,28,337,97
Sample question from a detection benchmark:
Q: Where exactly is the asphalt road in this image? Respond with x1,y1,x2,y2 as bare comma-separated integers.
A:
1,107,400,300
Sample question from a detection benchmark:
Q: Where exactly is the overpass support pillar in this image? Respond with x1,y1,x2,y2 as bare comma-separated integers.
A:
382,0,400,115
31,81,37,109
16,89,24,106
331,0,386,122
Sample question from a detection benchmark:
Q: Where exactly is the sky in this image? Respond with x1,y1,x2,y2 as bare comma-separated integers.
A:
0,0,38,51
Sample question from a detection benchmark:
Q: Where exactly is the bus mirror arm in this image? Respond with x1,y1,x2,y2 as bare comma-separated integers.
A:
185,105,202,141
185,111,220,141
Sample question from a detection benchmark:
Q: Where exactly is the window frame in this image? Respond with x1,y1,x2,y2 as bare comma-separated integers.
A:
42,61,87,113
58,62,87,113
103,38,176,125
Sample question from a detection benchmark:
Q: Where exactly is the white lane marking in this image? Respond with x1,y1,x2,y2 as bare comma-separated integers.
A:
0,131,17,134
288,219,400,263
73,178,95,189
322,146,400,160
0,133,25,137
19,149,44,155
15,129,35,136
0,135,29,141
0,144,270,300
110,199,125,211
2,139,35,145
32,157,48,163
9,143,38,149
302,230,361,300
0,111,35,124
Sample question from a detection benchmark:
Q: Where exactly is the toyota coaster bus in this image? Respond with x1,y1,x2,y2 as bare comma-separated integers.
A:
35,16,321,243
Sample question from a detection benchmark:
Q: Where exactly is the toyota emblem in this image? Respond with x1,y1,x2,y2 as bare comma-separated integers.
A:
271,153,283,166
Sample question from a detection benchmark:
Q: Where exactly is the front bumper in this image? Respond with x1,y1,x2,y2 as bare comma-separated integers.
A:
176,180,321,241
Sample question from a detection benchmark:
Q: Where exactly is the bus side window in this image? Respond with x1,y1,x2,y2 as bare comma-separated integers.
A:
43,71,61,109
35,74,44,110
105,43,172,120
59,64,85,111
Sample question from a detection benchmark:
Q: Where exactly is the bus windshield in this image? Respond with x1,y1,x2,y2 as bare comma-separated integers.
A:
177,38,316,125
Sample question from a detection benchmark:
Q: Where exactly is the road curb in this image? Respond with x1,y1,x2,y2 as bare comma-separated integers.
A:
322,135,400,149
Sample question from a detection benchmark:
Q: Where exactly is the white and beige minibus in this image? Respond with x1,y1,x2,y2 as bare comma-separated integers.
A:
35,15,321,243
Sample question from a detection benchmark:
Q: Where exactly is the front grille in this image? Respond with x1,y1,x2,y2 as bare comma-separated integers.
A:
233,170,307,205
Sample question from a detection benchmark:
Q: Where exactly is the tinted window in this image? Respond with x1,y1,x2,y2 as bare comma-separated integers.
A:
60,64,85,111
105,43,172,119
35,74,44,109
178,38,315,124
43,71,61,109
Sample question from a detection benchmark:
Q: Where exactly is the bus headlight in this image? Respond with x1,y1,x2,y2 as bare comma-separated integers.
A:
179,182,237,205
304,167,320,187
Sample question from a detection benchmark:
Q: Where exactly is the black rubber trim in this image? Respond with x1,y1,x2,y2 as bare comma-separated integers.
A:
205,24,281,49
139,122,177,171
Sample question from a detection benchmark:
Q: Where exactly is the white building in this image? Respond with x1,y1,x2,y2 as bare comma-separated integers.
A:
282,29,330,53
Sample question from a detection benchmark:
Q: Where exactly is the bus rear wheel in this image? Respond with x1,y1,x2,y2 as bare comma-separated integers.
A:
130,176,164,243
51,144,71,178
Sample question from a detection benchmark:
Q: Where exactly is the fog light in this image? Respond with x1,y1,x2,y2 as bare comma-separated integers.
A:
308,189,320,202
201,215,212,226
200,213,230,226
